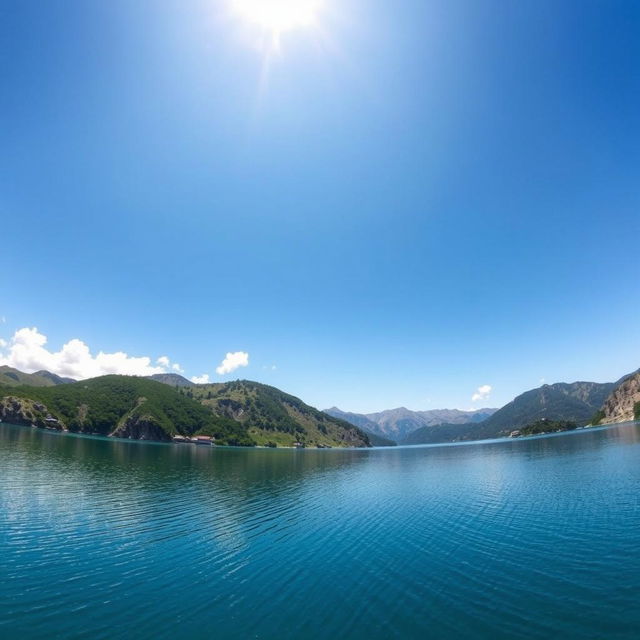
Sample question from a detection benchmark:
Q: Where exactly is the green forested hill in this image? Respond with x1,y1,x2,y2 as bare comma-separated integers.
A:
518,419,578,436
0,373,371,448
0,376,250,445
180,380,370,448
472,381,615,438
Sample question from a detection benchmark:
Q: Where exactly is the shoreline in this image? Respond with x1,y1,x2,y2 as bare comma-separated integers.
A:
1,418,639,454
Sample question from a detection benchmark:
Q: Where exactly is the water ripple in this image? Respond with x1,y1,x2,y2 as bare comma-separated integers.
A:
1,422,640,639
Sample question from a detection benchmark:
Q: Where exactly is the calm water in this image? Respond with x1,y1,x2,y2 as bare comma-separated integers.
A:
1,423,639,639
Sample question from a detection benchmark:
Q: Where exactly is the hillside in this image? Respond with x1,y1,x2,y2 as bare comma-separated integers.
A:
363,431,396,447
0,368,371,448
0,375,249,445
401,422,479,445
471,381,616,439
326,406,497,443
179,381,370,448
594,372,640,425
0,366,75,387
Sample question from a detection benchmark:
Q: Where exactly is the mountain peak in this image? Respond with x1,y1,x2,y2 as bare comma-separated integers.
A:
146,373,194,387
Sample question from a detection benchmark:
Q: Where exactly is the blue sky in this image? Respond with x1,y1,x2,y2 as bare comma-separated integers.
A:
1,0,639,412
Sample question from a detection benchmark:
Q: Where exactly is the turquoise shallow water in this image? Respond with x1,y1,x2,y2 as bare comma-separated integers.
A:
1,422,639,639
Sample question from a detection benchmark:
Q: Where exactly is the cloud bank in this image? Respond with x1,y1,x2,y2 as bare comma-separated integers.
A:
0,327,252,387
471,384,492,403
216,351,249,376
0,327,180,380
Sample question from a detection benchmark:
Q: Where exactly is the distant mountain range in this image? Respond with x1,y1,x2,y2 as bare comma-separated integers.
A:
327,372,639,445
0,365,75,387
324,406,497,443
401,379,614,444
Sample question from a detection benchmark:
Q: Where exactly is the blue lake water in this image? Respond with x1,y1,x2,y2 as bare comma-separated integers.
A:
1,422,639,639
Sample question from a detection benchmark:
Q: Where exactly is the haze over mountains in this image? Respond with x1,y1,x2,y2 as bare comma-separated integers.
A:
326,371,640,445
324,407,497,443
0,365,75,387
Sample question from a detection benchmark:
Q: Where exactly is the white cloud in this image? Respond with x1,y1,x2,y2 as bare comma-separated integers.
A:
471,384,492,403
191,374,210,384
154,355,185,374
216,351,249,376
0,327,176,380
0,338,6,348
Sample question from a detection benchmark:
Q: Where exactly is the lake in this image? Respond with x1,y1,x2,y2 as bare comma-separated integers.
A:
1,422,639,639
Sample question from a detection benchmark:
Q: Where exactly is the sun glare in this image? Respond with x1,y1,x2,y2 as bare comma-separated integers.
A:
232,0,322,34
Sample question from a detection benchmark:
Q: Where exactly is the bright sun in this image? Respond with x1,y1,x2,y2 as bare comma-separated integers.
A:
232,0,322,34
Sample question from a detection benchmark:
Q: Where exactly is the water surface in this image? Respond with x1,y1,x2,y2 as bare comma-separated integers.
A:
1,422,639,639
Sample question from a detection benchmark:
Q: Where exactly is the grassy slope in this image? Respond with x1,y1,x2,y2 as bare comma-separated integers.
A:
183,380,370,448
0,375,251,445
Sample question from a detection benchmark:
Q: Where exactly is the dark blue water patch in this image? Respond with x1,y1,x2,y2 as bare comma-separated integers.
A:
1,421,639,639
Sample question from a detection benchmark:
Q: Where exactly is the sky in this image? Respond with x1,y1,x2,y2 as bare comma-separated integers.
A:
1,0,639,413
